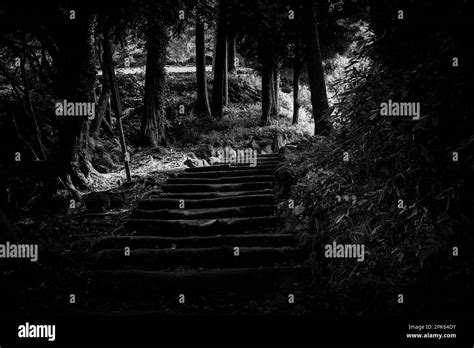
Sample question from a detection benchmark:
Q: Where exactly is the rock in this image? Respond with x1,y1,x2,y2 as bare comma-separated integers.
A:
186,153,198,160
209,156,222,165
195,144,214,161
263,145,273,154
83,191,126,213
248,139,260,151
184,158,203,168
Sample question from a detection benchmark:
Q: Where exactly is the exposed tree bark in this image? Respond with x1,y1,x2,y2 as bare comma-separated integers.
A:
271,65,280,117
211,0,228,119
141,17,169,146
293,57,303,125
195,20,212,118
302,0,331,135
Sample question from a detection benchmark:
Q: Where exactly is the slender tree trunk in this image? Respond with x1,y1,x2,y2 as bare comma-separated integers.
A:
212,25,218,73
302,0,331,135
90,86,111,139
271,65,279,117
103,30,132,181
141,17,168,146
223,40,229,106
227,34,236,73
293,59,303,124
195,20,212,118
211,0,228,118
260,54,273,126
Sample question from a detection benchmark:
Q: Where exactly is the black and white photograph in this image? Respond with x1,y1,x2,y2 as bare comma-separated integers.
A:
0,0,473,345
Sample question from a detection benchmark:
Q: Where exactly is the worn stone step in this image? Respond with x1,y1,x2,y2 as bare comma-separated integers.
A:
162,182,273,193
131,205,275,220
185,164,277,173
167,175,274,184
179,169,275,178
126,216,279,236
89,266,311,295
258,154,282,158
137,194,275,210
94,246,306,269
228,161,280,166
158,189,274,199
93,234,298,251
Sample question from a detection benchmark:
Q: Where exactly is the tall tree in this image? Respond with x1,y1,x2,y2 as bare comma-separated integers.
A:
227,34,237,73
223,40,229,106
302,0,330,134
140,15,168,146
259,40,274,126
211,0,228,119
293,37,304,124
195,18,212,118
53,6,97,193
272,65,280,117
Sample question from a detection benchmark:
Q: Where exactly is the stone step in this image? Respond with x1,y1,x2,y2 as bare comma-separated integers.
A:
130,205,275,220
167,175,274,184
92,234,298,251
94,246,306,269
178,169,276,178
185,164,277,173
158,189,274,199
136,194,275,210
221,161,280,167
126,216,279,236
162,182,273,193
89,266,311,295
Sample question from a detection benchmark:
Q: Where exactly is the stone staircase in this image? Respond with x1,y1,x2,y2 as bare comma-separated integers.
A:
88,153,311,310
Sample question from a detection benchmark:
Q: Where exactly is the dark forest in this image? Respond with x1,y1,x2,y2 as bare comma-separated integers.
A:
0,0,473,345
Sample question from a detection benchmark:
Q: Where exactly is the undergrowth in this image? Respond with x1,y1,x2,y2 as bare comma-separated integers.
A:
282,29,474,317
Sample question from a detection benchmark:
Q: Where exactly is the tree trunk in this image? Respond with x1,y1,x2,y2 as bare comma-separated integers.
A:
223,40,229,106
211,0,228,119
55,9,96,190
103,30,132,181
227,34,236,73
195,20,212,118
141,17,168,146
302,0,331,135
293,59,303,124
260,54,273,126
90,86,111,139
271,65,279,117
